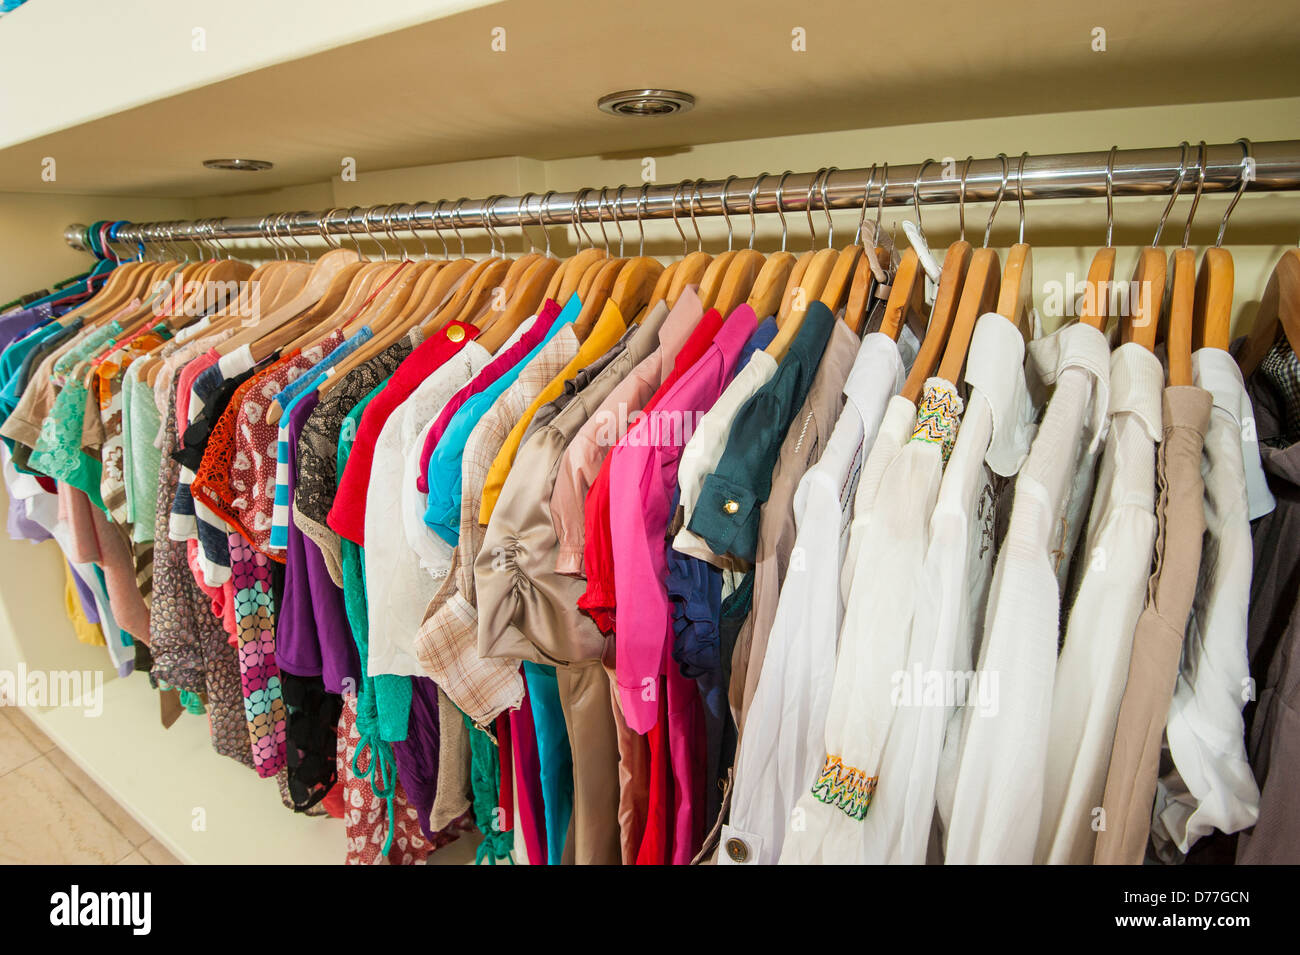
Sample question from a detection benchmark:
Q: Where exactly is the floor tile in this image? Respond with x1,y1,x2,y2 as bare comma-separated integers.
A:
0,708,41,775
137,838,182,865
45,747,151,847
0,756,135,864
0,707,55,754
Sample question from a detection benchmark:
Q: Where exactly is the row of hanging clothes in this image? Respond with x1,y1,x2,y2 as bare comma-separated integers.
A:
2,140,1297,865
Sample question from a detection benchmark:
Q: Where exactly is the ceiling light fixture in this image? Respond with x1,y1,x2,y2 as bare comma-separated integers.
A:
202,158,274,171
597,89,695,117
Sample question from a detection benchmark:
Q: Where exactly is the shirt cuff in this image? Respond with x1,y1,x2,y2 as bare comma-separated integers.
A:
687,472,759,564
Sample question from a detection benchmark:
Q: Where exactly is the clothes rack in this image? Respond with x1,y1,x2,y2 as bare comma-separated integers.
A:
63,140,1300,251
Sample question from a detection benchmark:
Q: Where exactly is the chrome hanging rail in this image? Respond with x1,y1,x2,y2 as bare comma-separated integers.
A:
63,140,1300,252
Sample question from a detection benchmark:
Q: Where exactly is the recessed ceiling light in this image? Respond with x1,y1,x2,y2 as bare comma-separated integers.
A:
202,158,274,172
597,89,695,117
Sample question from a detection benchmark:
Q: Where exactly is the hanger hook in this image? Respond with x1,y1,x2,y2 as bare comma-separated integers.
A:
637,183,650,257
428,200,450,259
403,203,430,259
613,185,627,257
956,156,974,242
318,208,342,251
690,179,706,253
820,166,838,248
570,189,593,251
385,204,408,260
338,208,361,258
671,181,689,257
1181,141,1208,250
875,162,889,238
538,190,557,258
516,193,537,255
594,188,611,254
1153,141,1191,248
720,175,740,252
982,153,1010,249
855,164,876,246
1104,146,1117,248
1216,138,1253,248
748,173,766,251
774,170,793,252
1015,151,1029,245
912,158,935,238
805,168,828,252
360,207,386,261
449,198,469,257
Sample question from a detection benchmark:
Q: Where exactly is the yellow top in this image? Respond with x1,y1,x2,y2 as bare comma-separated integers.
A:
63,563,105,647
478,299,627,524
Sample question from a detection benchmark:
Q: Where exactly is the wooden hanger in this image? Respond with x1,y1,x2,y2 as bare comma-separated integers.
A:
765,246,839,360
573,257,626,337
477,255,563,353
878,249,926,340
1166,249,1196,386
648,260,678,311
901,240,973,402
843,165,894,334
1193,142,1252,353
1079,148,1119,333
994,155,1036,341
1237,247,1300,376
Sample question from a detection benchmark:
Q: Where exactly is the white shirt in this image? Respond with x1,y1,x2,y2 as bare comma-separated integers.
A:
720,333,906,866
780,375,961,865
1036,342,1163,864
366,343,490,678
945,320,1110,864
1150,347,1266,859
880,313,1040,864
672,350,778,563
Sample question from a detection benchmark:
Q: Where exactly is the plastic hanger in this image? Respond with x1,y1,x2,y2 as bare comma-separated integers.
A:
900,158,975,401
746,172,797,321
936,154,1012,386
1194,139,1250,352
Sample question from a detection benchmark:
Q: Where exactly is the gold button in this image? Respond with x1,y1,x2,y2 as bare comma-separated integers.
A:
725,837,749,863
447,325,465,343
723,499,739,515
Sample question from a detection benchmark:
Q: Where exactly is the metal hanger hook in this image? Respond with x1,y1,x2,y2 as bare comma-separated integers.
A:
957,156,974,242
637,183,650,257
720,175,738,252
1181,141,1208,250
1016,152,1029,245
748,173,767,250
571,189,594,251
805,168,828,251
402,203,431,259
774,170,794,252
1216,138,1253,248
1152,141,1191,248
913,159,935,239
689,179,706,253
671,181,690,257
1105,147,1117,248
613,185,627,257
449,198,469,258
820,166,838,248
538,190,557,258
595,188,611,254
855,164,876,246
982,154,1010,249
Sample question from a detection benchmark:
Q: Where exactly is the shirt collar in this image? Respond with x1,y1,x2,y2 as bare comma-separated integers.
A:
1027,320,1111,445
1193,346,1277,520
1108,342,1163,443
965,312,1038,477
844,332,906,423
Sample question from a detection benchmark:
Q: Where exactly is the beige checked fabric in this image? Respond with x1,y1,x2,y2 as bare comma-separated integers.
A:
414,329,579,724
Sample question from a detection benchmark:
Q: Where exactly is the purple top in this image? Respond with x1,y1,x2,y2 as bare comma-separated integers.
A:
277,392,360,693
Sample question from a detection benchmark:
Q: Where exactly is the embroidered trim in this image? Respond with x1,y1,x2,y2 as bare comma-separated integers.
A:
810,754,877,820
909,380,963,464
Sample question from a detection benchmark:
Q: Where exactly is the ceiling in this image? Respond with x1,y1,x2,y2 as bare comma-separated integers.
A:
2,0,1298,197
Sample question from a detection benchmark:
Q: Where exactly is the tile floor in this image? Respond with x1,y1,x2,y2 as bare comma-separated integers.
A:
0,705,181,865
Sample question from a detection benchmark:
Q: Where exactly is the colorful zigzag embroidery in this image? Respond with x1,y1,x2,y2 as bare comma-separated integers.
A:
810,753,877,821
